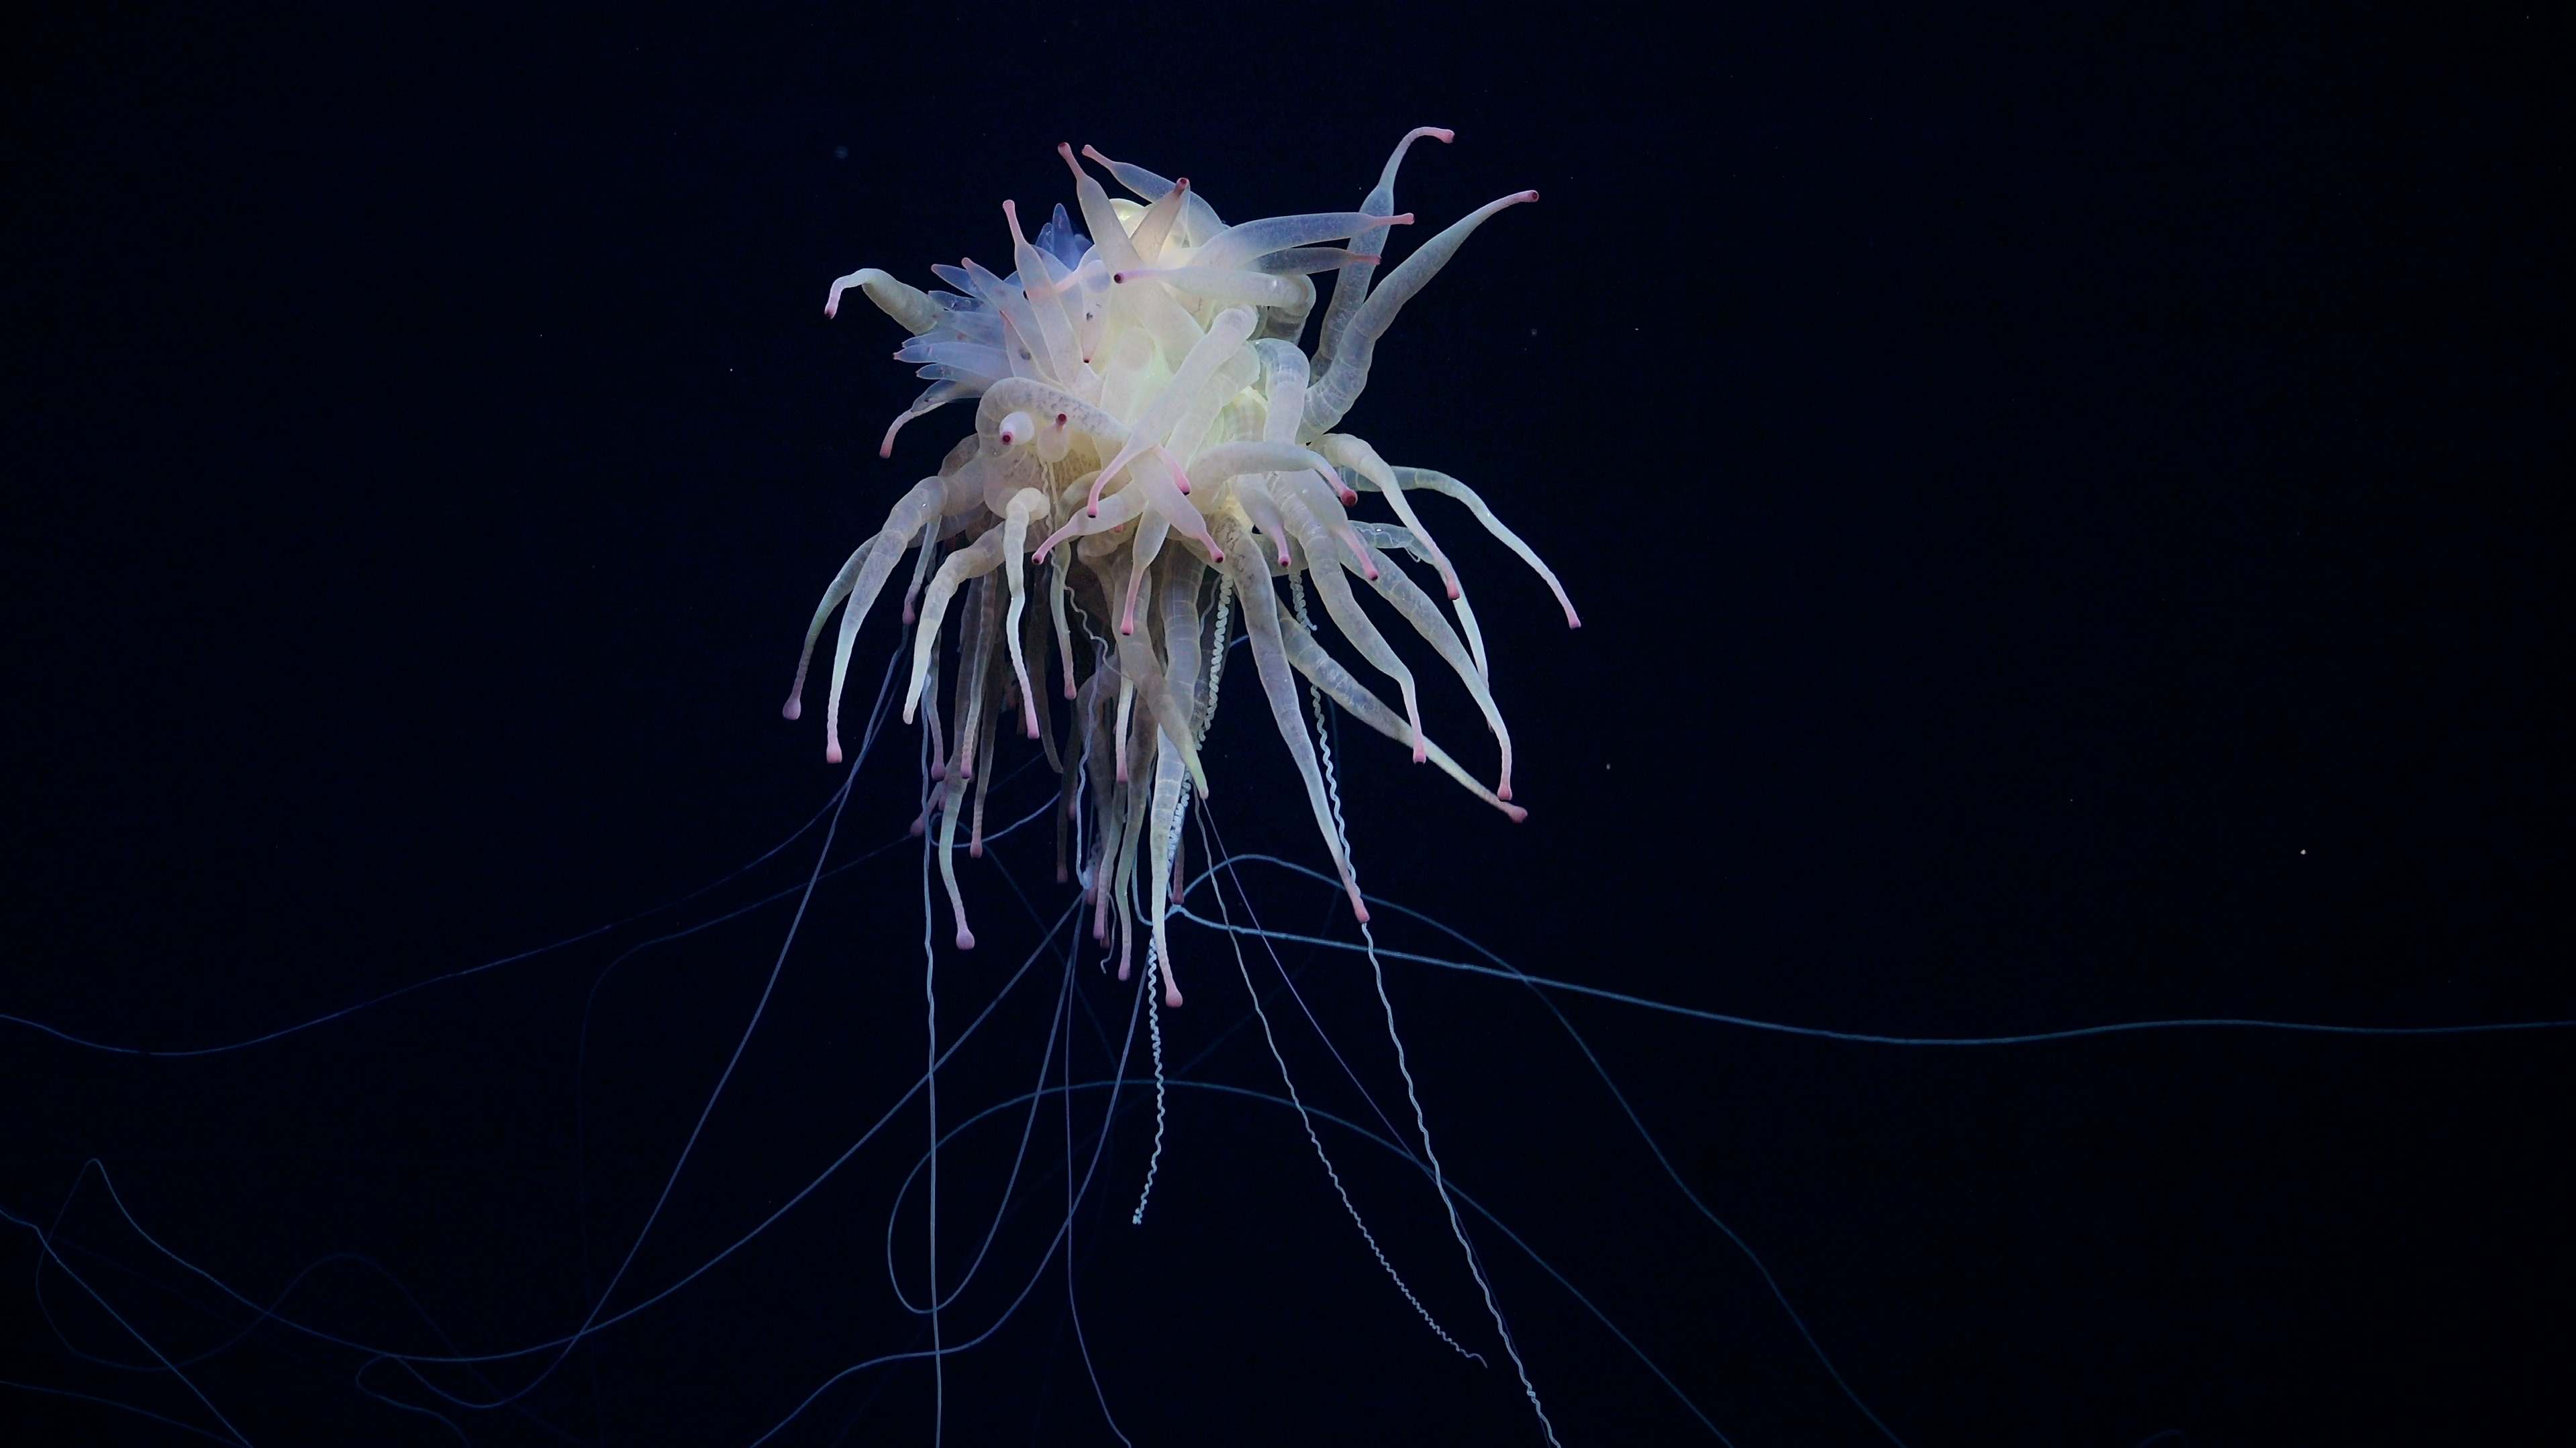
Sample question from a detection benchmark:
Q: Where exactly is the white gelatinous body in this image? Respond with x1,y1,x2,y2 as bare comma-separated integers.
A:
787,131,1577,1006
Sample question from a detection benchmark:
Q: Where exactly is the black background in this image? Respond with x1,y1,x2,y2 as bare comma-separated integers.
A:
5,5,2567,1446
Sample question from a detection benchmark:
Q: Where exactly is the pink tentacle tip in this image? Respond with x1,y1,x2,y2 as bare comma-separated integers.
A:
825,742,844,765
781,697,803,721
968,841,983,859
1501,802,1529,824
1164,984,1185,1009
955,929,976,950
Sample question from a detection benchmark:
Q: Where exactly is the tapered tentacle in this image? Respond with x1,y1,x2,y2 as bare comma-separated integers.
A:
1220,521,1368,921
1303,189,1539,435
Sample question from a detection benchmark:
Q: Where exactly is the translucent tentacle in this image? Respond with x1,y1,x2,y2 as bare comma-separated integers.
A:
1346,536,1516,800
903,529,1008,723
1304,189,1538,435
1219,522,1367,921
1314,125,1452,376
1267,492,1424,763
1317,432,1460,600
1275,611,1525,823
1080,144,1227,244
999,488,1047,737
782,536,875,721
824,266,946,333
1191,211,1414,274
1357,521,1490,678
1387,466,1581,629
803,475,947,763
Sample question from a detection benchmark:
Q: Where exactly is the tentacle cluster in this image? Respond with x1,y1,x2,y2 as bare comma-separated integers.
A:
788,130,1577,1006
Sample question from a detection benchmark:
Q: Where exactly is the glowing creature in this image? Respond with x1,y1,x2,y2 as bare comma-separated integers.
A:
787,131,1576,1008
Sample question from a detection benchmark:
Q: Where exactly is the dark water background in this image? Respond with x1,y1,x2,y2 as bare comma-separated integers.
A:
6,6,2567,1445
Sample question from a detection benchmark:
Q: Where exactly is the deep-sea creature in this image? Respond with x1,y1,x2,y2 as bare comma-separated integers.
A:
786,130,1575,1008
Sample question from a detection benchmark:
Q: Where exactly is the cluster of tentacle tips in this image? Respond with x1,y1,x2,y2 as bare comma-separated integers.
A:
784,130,1577,1007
